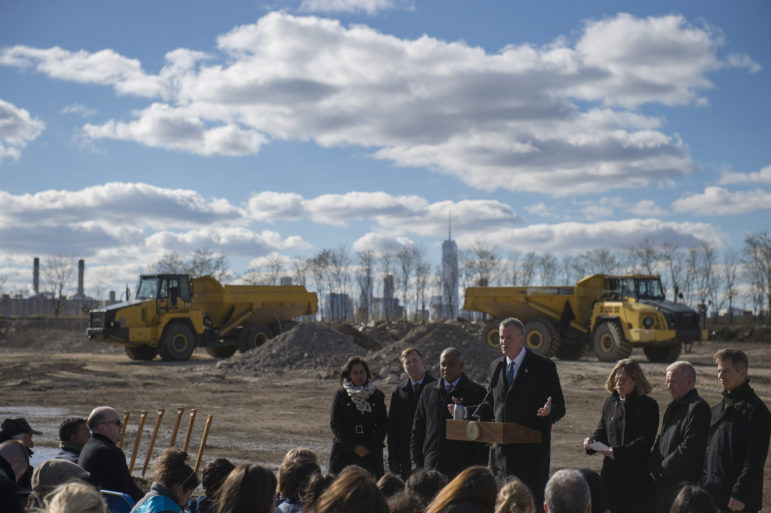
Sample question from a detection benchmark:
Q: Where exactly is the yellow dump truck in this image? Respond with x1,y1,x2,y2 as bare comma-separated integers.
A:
463,274,705,363
87,274,318,361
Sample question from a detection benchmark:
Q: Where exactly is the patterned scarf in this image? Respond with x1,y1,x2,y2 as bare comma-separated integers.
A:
343,379,376,413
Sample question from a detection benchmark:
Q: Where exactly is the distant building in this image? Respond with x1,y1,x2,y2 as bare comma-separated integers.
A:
324,292,354,322
440,219,459,319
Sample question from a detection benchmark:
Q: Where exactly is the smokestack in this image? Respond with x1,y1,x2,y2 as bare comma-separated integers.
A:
33,257,40,295
77,259,85,298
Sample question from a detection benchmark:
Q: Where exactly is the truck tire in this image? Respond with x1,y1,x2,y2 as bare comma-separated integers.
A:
643,343,681,363
124,345,157,361
592,322,632,362
238,322,272,353
525,320,560,357
481,319,502,348
158,323,197,361
205,345,238,358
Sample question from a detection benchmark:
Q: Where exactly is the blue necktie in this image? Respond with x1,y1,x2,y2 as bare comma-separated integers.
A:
506,361,515,387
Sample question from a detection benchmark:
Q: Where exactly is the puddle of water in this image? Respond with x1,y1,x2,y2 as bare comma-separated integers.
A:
0,406,78,467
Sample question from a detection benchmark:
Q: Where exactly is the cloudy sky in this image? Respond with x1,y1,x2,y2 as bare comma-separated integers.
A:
1,0,769,296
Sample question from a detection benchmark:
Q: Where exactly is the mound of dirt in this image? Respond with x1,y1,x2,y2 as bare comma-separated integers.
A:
216,322,367,376
367,321,499,384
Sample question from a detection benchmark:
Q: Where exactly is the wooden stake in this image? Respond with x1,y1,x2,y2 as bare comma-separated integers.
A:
117,411,130,449
182,409,197,452
142,409,165,477
169,407,185,447
194,415,213,474
129,411,147,473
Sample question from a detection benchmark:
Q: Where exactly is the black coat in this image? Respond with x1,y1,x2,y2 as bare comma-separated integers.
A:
700,381,771,513
0,456,25,513
649,388,710,513
329,386,387,477
590,391,659,513
387,372,436,478
475,351,565,510
78,433,144,502
411,373,487,478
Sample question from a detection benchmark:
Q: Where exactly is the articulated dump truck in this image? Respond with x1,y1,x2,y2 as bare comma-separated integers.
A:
87,274,318,361
463,274,706,363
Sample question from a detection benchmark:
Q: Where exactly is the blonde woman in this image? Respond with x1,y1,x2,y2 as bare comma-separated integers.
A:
495,478,534,513
43,482,106,513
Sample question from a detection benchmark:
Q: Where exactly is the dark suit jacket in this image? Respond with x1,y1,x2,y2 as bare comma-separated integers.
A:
329,387,388,477
387,372,436,478
411,373,487,478
78,433,143,502
476,350,565,509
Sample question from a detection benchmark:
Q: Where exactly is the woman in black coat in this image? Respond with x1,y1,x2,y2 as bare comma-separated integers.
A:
329,356,387,477
584,358,659,513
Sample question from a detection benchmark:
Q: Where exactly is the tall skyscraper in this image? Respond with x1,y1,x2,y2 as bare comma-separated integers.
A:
441,216,459,319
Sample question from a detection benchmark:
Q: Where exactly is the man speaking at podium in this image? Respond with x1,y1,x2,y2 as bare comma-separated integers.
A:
472,317,565,513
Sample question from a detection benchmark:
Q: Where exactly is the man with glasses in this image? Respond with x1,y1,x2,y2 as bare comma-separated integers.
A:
78,406,143,502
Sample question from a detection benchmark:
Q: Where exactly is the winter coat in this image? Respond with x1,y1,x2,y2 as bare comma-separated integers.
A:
590,391,659,513
0,456,25,513
387,372,436,478
78,433,144,502
55,443,81,464
700,381,771,513
130,482,182,513
329,386,387,477
411,373,487,478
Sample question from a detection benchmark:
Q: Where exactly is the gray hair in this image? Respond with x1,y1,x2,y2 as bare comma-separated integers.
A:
666,361,696,383
544,469,590,513
499,318,525,336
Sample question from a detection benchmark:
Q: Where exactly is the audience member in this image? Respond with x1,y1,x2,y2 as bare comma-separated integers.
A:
131,448,200,513
188,458,235,513
28,459,91,509
576,469,609,513
0,417,41,490
388,491,425,513
405,468,447,508
216,464,277,513
300,472,334,513
78,406,143,502
669,484,716,513
305,467,388,513
0,439,30,513
543,470,590,513
56,418,91,464
276,459,321,513
42,481,107,513
281,448,318,467
424,465,497,513
376,472,405,499
496,477,534,513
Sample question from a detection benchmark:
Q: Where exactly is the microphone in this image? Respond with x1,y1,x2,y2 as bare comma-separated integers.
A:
470,360,505,420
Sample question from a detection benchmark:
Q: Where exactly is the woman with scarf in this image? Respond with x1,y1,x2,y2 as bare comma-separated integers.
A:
329,356,387,478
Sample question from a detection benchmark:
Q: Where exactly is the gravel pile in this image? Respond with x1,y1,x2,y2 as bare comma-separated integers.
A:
216,323,366,376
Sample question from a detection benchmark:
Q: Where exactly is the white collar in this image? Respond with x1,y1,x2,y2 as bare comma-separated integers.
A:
506,346,526,367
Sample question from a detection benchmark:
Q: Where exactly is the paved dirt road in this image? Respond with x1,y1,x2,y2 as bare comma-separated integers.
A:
1,337,769,502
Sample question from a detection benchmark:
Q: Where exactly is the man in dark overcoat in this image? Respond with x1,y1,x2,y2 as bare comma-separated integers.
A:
411,347,487,478
387,347,435,479
648,360,710,513
700,348,770,513
475,317,565,513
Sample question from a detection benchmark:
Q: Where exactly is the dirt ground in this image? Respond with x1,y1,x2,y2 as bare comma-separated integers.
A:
1,330,769,504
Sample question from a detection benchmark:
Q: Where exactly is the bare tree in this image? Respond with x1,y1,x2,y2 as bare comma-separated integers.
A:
415,261,432,321
292,258,308,286
682,248,699,307
520,252,537,286
43,255,75,316
468,243,499,287
357,249,375,321
188,248,229,281
744,231,771,319
307,249,332,320
537,253,558,285
147,251,185,274
627,238,659,275
396,246,418,316
0,274,7,295
721,250,740,325
506,251,521,286
659,243,684,302
243,254,284,285
695,244,720,319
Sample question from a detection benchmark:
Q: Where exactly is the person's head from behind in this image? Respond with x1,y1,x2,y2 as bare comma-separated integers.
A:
669,484,716,513
59,417,90,449
577,469,608,513
0,439,30,482
217,464,277,513
388,491,424,513
31,459,91,499
86,406,123,444
152,448,201,506
278,459,321,503
496,477,534,513
544,469,590,513
301,472,334,512
43,482,106,513
281,447,318,467
308,467,387,513
376,472,405,499
425,465,497,513
405,468,447,507
201,458,235,498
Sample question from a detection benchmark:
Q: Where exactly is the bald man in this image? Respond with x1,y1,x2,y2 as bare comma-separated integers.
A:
78,406,143,501
0,440,30,513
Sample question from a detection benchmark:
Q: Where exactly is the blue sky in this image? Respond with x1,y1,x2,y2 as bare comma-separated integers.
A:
1,0,769,298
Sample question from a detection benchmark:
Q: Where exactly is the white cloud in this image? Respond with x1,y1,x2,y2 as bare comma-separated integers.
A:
247,191,519,236
352,232,414,254
672,186,771,215
457,218,724,253
718,165,771,185
146,226,309,255
59,103,97,117
524,203,560,219
0,99,45,163
1,12,754,195
299,0,397,15
628,200,667,217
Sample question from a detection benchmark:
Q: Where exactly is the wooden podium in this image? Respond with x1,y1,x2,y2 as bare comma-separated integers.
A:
446,420,541,444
